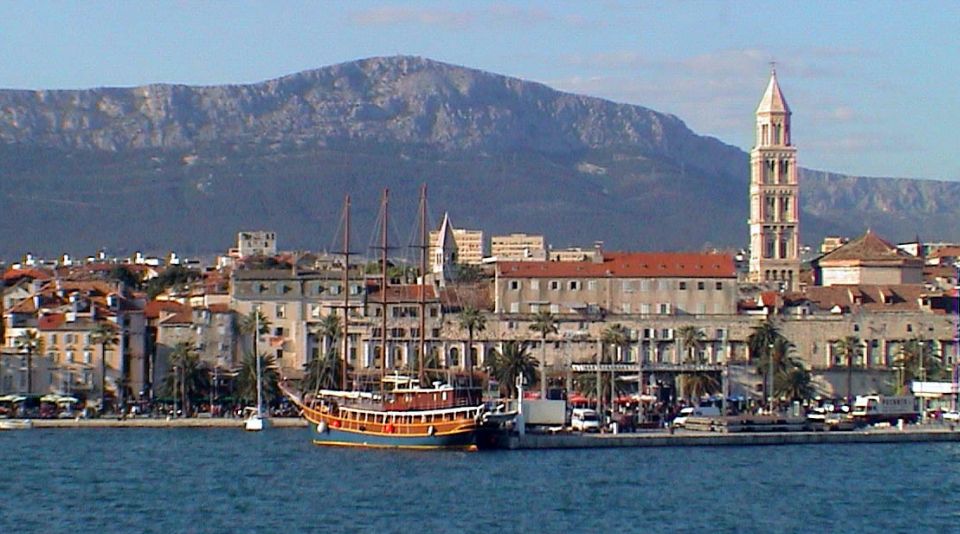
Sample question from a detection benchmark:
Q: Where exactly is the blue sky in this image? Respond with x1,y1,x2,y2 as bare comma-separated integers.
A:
1,1,957,181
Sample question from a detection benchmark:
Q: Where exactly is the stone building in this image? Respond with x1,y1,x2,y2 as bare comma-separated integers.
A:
813,230,923,286
748,69,800,290
491,233,547,261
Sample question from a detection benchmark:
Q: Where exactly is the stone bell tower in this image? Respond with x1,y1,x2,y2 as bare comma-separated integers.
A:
749,68,800,290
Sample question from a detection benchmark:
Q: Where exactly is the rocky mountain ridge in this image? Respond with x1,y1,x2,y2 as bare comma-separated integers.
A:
0,56,956,259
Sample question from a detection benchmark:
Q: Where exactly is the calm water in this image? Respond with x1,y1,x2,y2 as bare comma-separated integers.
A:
1,428,959,533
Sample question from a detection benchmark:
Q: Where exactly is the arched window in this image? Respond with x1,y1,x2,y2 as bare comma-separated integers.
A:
448,347,460,367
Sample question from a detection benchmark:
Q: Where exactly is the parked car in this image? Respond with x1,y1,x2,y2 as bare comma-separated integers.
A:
943,411,960,422
571,408,601,433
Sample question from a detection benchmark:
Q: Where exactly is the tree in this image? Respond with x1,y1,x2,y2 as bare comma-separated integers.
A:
89,322,118,413
895,337,944,393
236,352,280,408
677,325,706,362
489,341,536,398
108,265,142,290
238,309,271,358
162,342,211,416
529,311,558,398
14,330,44,395
145,265,201,299
600,324,629,410
302,349,345,394
310,314,342,363
833,336,862,405
458,306,486,386
747,319,786,406
776,364,815,401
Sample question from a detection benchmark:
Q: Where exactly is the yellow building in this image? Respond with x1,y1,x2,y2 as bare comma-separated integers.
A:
491,233,546,261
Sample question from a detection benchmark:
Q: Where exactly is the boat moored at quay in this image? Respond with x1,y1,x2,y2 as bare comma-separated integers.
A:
282,377,485,450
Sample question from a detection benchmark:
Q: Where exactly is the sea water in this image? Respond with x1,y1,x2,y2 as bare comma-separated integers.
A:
1,428,958,533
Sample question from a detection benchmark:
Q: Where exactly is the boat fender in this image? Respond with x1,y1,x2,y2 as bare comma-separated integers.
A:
331,420,341,428
317,421,328,434
385,423,395,434
428,425,435,436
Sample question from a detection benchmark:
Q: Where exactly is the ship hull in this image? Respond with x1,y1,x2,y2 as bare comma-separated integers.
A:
308,421,478,451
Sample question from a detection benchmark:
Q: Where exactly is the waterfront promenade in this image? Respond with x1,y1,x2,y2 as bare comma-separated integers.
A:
502,426,960,449
25,417,308,429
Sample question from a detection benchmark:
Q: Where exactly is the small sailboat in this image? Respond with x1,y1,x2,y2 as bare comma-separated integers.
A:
244,313,268,432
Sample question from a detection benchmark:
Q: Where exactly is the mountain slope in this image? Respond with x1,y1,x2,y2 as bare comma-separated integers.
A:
0,56,956,259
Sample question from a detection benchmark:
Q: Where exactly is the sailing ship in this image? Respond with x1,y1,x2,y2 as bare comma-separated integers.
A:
281,187,486,450
244,313,268,431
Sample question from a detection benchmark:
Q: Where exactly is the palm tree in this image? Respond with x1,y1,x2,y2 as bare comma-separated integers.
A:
312,314,342,361
89,322,118,413
600,324,629,411
529,311,558,398
489,341,536,398
747,319,785,406
302,349,345,394
459,306,486,387
677,325,706,362
238,309,271,354
14,330,44,395
776,364,815,402
236,352,280,408
163,342,210,416
833,336,862,405
895,337,944,393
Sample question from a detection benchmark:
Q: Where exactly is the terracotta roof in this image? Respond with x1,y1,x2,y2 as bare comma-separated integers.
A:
144,300,188,319
37,313,65,330
206,303,232,313
929,246,960,259
802,285,931,313
3,267,53,282
497,252,735,279
158,309,193,325
368,285,438,303
440,282,495,311
819,231,921,265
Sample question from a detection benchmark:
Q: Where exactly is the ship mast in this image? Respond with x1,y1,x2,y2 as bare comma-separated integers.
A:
417,184,428,387
380,189,390,389
341,195,351,391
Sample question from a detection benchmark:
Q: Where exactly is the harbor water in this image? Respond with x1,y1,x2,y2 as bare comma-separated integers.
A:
2,427,958,533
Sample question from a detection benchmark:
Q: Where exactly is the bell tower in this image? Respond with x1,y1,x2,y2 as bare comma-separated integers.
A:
749,68,800,290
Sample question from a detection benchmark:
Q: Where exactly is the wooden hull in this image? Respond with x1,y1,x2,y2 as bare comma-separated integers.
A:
290,389,482,451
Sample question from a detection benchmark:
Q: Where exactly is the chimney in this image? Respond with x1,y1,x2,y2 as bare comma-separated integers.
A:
592,241,604,264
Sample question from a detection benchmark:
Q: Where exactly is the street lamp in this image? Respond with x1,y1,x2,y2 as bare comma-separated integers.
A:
768,342,775,412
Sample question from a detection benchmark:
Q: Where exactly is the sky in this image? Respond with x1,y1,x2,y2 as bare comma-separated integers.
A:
1,1,957,182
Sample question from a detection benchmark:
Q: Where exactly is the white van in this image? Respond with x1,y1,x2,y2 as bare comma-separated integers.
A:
571,408,601,432
672,406,721,428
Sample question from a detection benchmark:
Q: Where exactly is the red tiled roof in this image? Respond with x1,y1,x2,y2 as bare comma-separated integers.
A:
144,300,188,319
3,267,53,282
497,252,735,279
368,285,438,303
37,313,66,330
803,285,931,313
158,309,193,325
930,246,960,259
206,303,232,313
819,231,921,265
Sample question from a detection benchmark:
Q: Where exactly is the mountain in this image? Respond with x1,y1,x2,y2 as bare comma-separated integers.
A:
0,55,957,260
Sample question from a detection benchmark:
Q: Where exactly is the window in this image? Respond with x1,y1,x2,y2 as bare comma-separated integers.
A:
640,280,651,292
432,328,441,338
658,303,671,315
587,280,597,291
83,351,92,364
530,304,540,313
530,280,539,290
550,280,560,291
715,282,723,290
509,302,520,313
697,281,705,290
330,285,341,295
549,304,560,314
310,304,321,319
622,303,631,314
640,303,651,315
66,351,75,363
696,303,706,315
50,334,58,344
678,282,687,290
429,307,438,318
275,304,285,319
568,280,581,291
715,329,726,339
509,280,520,291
